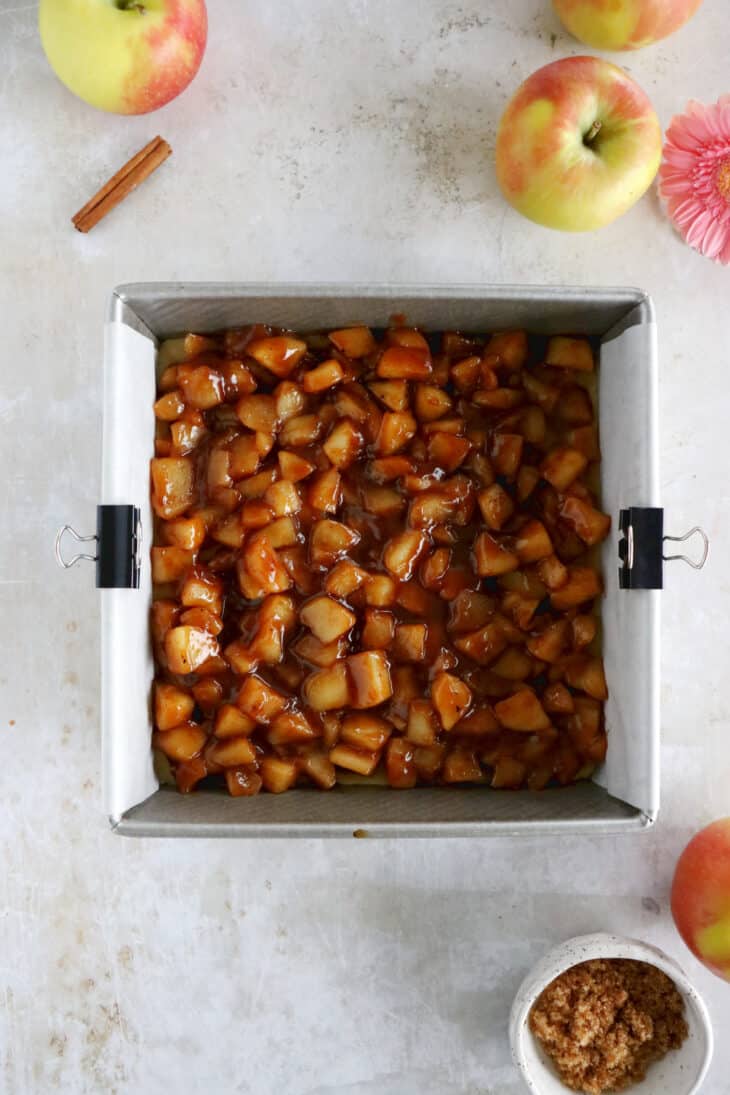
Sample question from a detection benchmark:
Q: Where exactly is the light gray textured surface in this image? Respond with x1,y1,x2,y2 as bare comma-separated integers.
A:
1,1,729,1092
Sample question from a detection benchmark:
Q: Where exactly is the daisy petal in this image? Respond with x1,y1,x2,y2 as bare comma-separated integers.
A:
685,209,712,249
719,106,730,140
717,234,730,265
700,218,727,260
666,126,703,153
663,148,701,172
669,197,702,226
660,177,695,197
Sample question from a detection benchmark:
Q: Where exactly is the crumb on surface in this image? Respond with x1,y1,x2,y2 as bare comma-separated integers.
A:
528,958,688,1094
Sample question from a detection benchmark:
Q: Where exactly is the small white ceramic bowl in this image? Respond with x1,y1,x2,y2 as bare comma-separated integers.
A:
509,933,713,1095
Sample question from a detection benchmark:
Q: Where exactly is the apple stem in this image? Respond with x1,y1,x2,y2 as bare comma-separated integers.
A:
584,120,602,146
116,0,146,11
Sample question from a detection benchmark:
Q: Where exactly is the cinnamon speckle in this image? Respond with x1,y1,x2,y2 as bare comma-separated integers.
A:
49,1032,67,1058
117,946,134,972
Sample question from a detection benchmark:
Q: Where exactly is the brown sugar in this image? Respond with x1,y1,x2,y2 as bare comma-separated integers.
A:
528,958,688,1094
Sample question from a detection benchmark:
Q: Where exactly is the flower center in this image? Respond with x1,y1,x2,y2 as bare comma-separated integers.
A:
717,160,730,203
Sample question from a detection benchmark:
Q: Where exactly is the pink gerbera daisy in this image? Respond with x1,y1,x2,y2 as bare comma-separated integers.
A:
658,96,730,265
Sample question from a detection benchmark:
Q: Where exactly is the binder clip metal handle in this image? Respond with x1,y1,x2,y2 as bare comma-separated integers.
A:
55,525,98,569
663,526,709,571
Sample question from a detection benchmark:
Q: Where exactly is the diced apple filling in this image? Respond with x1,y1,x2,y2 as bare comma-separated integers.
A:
150,322,608,795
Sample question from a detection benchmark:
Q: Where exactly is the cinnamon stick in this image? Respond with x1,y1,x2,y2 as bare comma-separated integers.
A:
72,136,172,233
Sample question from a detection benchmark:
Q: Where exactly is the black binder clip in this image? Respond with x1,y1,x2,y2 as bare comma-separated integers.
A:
619,507,708,590
55,505,142,589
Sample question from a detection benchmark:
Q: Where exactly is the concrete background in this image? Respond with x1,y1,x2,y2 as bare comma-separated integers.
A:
1,0,728,1091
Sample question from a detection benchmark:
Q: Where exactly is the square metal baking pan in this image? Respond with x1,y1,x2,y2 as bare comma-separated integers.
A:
101,283,659,837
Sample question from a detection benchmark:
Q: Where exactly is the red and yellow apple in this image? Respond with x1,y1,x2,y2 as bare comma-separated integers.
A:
671,819,730,981
553,0,704,51
495,56,662,232
39,0,207,115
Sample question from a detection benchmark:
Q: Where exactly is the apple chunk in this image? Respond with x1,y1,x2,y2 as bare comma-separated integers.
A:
386,738,418,788
340,713,392,752
442,749,483,784
427,431,472,471
300,751,337,789
323,418,364,468
308,469,342,513
178,365,224,409
364,574,397,607
392,623,427,663
310,521,361,573
247,336,307,378
301,595,356,644
164,626,219,674
546,336,594,372
406,699,439,746
558,496,611,546
154,682,194,731
260,756,299,793
494,690,551,732
162,515,206,552
515,519,553,563
151,457,195,519
302,359,345,393
347,651,393,709
362,609,395,649
268,709,320,745
478,484,514,530
377,347,431,380
151,547,194,583
550,566,603,609
225,767,262,797
540,447,588,491
208,736,257,767
214,704,255,739
414,384,452,422
368,380,409,412
153,723,207,763
278,450,315,482
376,412,417,456
431,672,472,730
329,744,380,776
486,330,528,368
292,632,346,668
453,623,507,666
474,533,519,577
240,534,292,596
329,326,376,358
303,663,350,711
236,675,288,722
382,530,428,581
563,654,608,700
325,560,368,599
